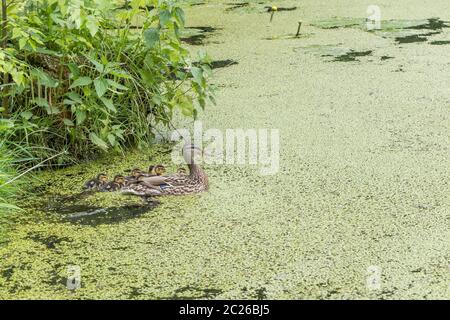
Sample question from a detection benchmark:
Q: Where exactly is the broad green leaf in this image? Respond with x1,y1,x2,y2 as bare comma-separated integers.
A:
181,103,194,116
82,86,92,97
159,10,171,27
76,110,86,125
31,69,59,88
140,69,154,86
94,79,108,97
66,92,82,103
33,97,49,107
19,37,28,50
68,0,82,28
174,7,185,26
12,27,24,39
130,0,146,10
202,64,213,77
107,133,116,146
10,70,25,85
20,111,33,120
93,0,113,12
199,96,206,109
50,12,66,26
47,106,60,115
100,97,116,112
67,63,80,78
108,69,131,79
143,28,160,49
0,119,14,131
69,76,92,89
85,55,104,73
63,119,74,126
190,67,203,85
47,105,61,115
209,94,217,105
106,79,128,91
115,131,124,140
101,55,108,65
152,94,162,106
89,132,108,150
63,99,76,105
86,15,99,36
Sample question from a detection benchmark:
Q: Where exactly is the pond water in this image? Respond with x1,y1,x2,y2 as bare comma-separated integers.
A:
0,0,449,299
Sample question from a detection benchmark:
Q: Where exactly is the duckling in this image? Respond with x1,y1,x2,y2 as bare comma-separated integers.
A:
124,165,167,188
83,173,108,190
177,167,187,175
146,164,166,176
101,175,126,192
122,145,208,197
125,168,143,184
153,164,166,176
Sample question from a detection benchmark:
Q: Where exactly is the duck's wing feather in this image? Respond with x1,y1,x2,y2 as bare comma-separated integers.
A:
121,185,163,196
139,174,190,186
138,176,168,185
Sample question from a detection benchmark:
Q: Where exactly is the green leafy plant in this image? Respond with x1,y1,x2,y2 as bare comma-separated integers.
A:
0,0,214,161
0,116,19,212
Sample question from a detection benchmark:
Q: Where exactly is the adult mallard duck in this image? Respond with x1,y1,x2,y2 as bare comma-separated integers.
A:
121,145,208,196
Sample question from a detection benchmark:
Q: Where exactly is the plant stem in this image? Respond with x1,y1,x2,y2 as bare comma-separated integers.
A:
296,21,302,37
0,150,67,188
1,0,9,117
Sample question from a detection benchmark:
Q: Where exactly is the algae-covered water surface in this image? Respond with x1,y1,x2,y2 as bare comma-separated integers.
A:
1,0,449,299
